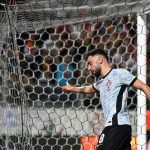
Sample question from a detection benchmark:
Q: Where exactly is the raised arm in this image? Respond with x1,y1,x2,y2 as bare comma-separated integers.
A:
61,84,96,94
132,79,150,100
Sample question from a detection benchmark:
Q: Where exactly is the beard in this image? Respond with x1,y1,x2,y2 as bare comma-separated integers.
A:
92,67,101,77
92,71,100,77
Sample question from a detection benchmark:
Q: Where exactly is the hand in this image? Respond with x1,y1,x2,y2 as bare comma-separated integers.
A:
61,84,74,93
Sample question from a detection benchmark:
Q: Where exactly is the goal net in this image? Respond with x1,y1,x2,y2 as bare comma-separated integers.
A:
0,0,149,150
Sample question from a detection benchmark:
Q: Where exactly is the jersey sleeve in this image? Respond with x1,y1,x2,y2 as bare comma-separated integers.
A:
119,69,137,86
93,82,100,92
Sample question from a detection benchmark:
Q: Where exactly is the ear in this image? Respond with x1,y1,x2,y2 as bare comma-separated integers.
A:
98,56,103,64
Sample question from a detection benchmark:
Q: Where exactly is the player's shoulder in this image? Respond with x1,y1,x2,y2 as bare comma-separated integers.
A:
111,68,123,73
111,68,129,76
113,68,128,73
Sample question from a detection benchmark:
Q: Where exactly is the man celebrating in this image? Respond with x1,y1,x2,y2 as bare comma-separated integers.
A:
62,48,150,150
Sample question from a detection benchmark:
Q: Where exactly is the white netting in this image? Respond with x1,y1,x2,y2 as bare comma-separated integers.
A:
9,0,150,31
0,3,31,149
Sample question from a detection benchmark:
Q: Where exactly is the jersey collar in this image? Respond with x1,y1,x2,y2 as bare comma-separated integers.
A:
102,68,113,79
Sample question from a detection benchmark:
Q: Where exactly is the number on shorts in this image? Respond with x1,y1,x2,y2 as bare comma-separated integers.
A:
99,134,105,144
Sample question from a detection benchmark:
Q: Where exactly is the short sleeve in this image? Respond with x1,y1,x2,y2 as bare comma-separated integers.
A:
119,69,137,86
93,82,100,92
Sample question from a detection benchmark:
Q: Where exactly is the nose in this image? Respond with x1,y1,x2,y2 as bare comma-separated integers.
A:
87,65,91,71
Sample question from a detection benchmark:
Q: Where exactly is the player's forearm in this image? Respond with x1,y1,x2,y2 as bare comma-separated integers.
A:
143,85,150,101
69,86,81,93
133,79,150,101
62,85,95,94
70,86,92,94
138,84,150,101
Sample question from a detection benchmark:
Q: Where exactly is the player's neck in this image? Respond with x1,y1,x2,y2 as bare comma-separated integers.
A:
101,65,112,77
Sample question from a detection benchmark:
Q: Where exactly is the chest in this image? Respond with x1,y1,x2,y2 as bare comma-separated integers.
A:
98,78,120,98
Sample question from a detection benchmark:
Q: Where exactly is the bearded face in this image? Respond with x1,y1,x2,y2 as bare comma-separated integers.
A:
87,55,102,77
91,61,101,77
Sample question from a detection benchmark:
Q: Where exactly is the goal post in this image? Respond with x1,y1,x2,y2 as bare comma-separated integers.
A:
137,14,147,150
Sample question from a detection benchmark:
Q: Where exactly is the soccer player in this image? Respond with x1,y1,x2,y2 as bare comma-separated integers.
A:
61,48,150,150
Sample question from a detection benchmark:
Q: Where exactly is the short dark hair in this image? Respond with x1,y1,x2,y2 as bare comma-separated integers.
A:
85,48,109,61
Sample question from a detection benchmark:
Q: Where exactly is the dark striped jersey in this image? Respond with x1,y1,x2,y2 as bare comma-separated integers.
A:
93,68,137,127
